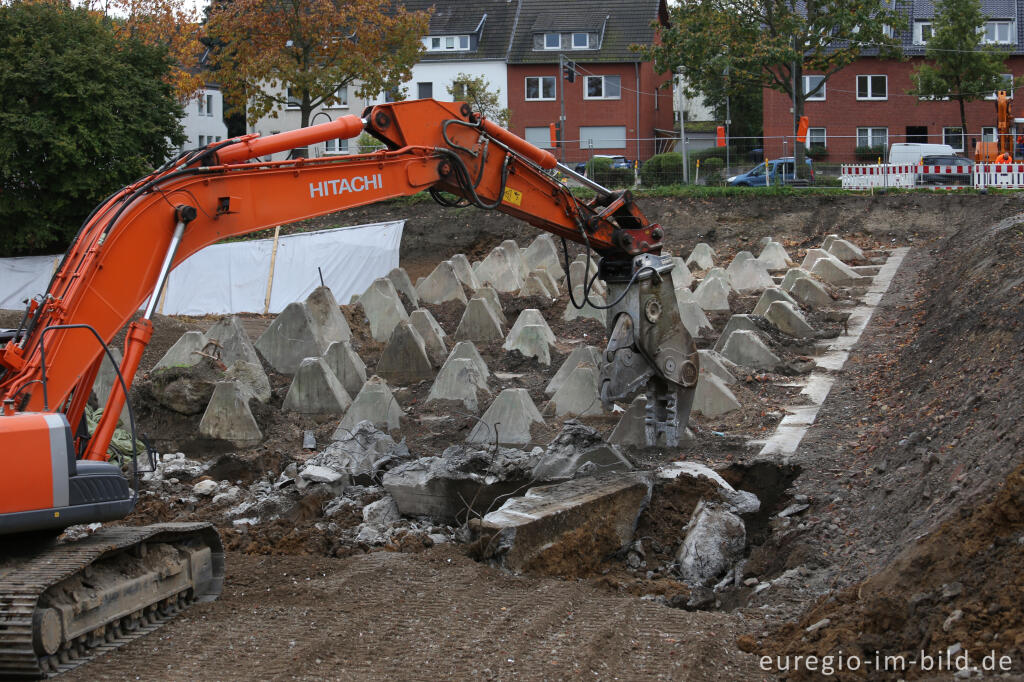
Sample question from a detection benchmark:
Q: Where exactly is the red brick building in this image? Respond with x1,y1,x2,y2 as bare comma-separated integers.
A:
506,0,675,166
763,2,1024,163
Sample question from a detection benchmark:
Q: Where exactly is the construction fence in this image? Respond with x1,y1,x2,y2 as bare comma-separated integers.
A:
840,163,1024,190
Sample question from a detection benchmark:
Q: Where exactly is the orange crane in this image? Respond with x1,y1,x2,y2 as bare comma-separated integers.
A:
974,91,1016,162
0,98,697,676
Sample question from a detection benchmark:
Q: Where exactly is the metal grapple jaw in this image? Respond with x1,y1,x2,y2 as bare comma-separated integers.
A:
598,254,699,447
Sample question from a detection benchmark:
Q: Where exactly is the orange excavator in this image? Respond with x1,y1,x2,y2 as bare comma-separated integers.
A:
0,99,697,676
974,90,1017,162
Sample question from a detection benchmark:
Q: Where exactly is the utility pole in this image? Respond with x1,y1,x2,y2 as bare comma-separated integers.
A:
724,64,731,177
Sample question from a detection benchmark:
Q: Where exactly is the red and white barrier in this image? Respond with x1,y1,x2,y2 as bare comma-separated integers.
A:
841,163,1024,190
974,164,1024,188
840,164,917,189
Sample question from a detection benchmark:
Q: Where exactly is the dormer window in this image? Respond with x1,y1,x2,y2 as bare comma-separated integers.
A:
914,21,932,44
544,32,560,49
538,32,594,50
572,32,588,48
982,21,1014,44
425,34,471,51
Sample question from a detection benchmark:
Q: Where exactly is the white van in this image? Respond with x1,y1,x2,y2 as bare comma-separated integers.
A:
888,143,957,164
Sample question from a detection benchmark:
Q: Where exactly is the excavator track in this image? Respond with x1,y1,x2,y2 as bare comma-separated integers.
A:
0,522,223,679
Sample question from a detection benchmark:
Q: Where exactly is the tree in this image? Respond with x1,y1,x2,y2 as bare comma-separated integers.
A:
0,1,185,256
643,0,902,173
447,73,510,127
908,0,1010,144
205,0,429,130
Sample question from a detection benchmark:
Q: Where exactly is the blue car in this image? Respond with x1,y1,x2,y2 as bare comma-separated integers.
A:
727,157,814,186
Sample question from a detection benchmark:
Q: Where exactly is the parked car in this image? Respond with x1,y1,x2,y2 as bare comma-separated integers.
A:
919,155,974,185
726,157,814,186
888,143,957,165
573,155,633,174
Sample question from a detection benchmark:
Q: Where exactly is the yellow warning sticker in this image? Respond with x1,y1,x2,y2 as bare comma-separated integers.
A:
502,187,523,206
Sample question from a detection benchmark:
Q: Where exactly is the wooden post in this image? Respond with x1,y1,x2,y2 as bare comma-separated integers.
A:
264,226,281,315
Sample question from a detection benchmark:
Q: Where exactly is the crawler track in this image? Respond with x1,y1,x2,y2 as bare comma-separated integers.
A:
0,522,222,679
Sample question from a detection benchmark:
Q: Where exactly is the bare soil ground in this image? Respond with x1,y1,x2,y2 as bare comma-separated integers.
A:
8,193,1024,680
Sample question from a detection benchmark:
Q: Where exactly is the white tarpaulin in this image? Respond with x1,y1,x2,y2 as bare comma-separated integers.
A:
0,220,404,316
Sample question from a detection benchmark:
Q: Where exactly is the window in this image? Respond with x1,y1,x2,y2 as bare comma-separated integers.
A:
524,126,554,149
914,21,933,44
943,126,964,151
571,32,589,48
324,85,348,109
807,127,826,148
857,127,888,148
286,88,300,109
205,94,214,116
417,82,433,100
198,135,205,146
983,21,1014,44
430,37,441,50
579,125,627,149
584,75,621,100
802,75,825,101
452,80,467,100
424,35,471,51
856,75,887,100
986,73,1014,100
983,126,996,142
544,32,560,49
325,138,349,154
198,96,206,116
384,88,399,103
525,76,555,100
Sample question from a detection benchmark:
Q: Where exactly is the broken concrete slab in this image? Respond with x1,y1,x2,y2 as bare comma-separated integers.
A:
693,373,741,418
757,241,792,270
720,330,781,370
811,257,871,287
752,286,800,316
206,315,262,368
693,276,731,312
415,260,468,305
475,284,507,324
522,234,565,281
476,473,652,574
713,314,758,352
426,357,490,411
409,309,448,367
199,381,262,444
727,256,774,294
678,300,714,339
323,341,367,398
781,268,812,292
503,324,553,365
256,286,352,373
800,248,833,271
453,297,505,343
223,359,271,404
376,320,436,385
335,375,402,435
383,445,543,522
686,243,716,271
358,278,409,343
153,331,207,370
697,349,737,385
532,421,632,481
676,500,746,586
826,238,865,263
562,286,607,324
764,300,815,338
307,420,407,485
449,253,481,292
518,273,554,299
546,345,602,395
282,357,353,414
447,341,490,379
789,276,834,308
466,388,544,446
387,267,419,308
476,246,523,292
546,363,601,416
608,396,647,447
655,461,759,515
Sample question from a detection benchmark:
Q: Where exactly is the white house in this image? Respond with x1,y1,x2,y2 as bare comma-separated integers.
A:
180,85,229,150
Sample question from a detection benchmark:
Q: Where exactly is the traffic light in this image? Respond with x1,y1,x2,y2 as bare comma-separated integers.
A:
563,60,576,83
550,121,562,148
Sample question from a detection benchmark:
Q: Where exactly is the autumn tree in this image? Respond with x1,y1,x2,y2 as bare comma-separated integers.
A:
206,0,429,132
448,73,510,127
643,0,902,173
909,0,1011,144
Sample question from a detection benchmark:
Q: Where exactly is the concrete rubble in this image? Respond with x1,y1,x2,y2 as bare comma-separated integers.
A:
323,341,367,398
453,297,505,343
409,309,448,367
503,324,553,365
562,285,607,324
375,320,436,385
546,345,602,395
357,278,409,343
720,330,782,370
532,421,632,480
466,388,544,446
416,260,469,305
199,381,262,444
386,267,419,307
676,500,746,587
474,473,652,574
686,243,716,271
475,246,523,292
256,286,351,373
693,276,731,312
335,375,402,434
608,396,648,446
301,421,408,487
426,356,490,411
752,286,800,316
757,241,792,270
545,363,602,417
282,357,352,414
764,300,815,337
693,372,741,418
449,254,481,291
522,234,566,281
